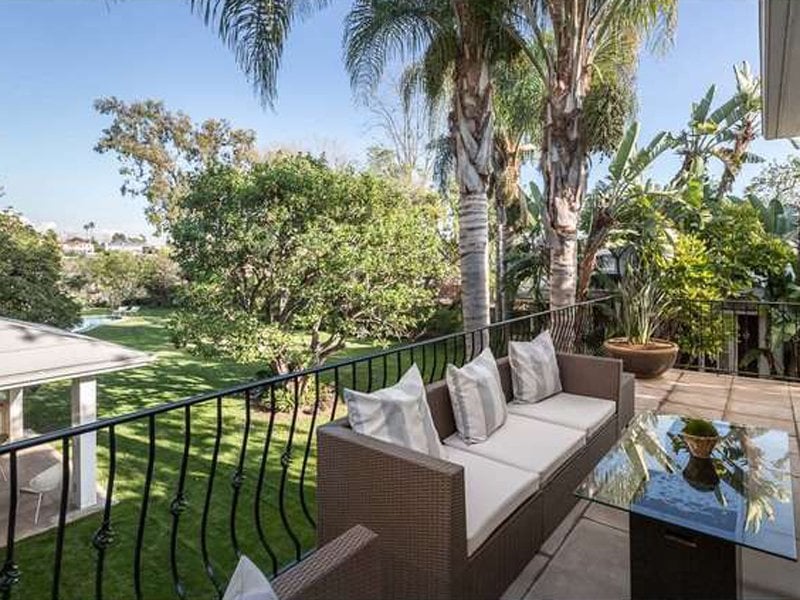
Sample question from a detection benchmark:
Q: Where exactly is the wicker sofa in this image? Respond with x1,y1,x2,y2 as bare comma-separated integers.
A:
270,525,381,600
317,352,634,600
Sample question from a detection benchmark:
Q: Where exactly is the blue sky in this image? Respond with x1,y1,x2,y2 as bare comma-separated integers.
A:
0,0,795,238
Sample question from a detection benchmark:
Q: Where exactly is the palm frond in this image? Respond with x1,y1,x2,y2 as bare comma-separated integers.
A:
343,0,447,94
190,0,328,107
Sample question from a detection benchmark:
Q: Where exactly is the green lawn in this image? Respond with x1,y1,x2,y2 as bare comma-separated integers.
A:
14,309,427,600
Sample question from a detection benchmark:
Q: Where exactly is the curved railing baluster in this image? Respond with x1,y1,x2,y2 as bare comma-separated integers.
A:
52,438,71,600
200,398,224,597
278,378,303,561
330,367,341,421
430,341,439,384
0,451,19,600
381,354,388,388
421,344,428,381
169,408,191,599
254,385,279,577
366,359,373,393
134,415,156,600
298,374,321,528
229,390,252,559
94,426,117,600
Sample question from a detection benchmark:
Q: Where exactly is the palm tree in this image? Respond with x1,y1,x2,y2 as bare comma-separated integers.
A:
83,221,96,242
405,50,545,321
506,0,678,308
344,0,504,333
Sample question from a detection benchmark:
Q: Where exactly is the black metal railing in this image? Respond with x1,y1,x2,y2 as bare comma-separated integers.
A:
664,298,800,380
0,297,614,600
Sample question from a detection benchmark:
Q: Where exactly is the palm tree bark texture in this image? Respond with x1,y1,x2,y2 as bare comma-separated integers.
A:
542,27,587,310
452,0,493,333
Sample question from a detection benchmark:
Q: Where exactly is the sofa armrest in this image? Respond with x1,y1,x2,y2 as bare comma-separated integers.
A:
272,525,380,600
557,353,623,402
316,421,467,598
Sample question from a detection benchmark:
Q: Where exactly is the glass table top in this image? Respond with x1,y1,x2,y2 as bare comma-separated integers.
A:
576,412,797,560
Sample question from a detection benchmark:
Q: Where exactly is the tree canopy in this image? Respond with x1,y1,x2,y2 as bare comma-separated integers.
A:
0,212,80,328
169,153,447,373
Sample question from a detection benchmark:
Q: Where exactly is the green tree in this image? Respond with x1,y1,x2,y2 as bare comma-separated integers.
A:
94,97,258,230
89,251,147,309
0,211,80,328
508,0,678,308
169,154,446,374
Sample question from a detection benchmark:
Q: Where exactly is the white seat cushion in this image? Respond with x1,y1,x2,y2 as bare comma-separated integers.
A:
444,414,585,483
444,446,539,556
508,393,616,437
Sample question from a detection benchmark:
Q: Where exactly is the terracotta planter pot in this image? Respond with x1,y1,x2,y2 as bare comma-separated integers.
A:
602,337,679,379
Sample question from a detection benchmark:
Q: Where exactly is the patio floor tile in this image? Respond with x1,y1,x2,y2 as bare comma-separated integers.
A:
659,369,684,382
667,391,729,410
741,547,800,599
724,412,797,435
524,519,629,600
677,371,733,386
659,401,723,421
584,502,628,532
501,554,549,600
634,385,670,403
726,399,795,421
672,381,731,398
540,500,587,557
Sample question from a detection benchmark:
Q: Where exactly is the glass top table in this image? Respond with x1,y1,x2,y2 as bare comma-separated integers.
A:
576,411,797,561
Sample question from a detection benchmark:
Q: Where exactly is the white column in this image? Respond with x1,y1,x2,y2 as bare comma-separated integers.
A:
70,377,97,510
4,388,24,440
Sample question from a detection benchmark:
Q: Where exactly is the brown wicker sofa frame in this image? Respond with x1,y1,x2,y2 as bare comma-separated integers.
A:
316,353,634,600
271,524,381,600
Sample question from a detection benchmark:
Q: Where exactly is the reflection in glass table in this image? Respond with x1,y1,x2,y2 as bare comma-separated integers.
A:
576,412,797,599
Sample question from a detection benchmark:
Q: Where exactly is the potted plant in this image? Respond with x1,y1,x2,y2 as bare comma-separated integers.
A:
603,264,679,378
680,418,721,459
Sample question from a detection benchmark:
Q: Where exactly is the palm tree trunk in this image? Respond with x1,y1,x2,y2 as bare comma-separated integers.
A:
452,0,492,333
493,138,521,321
543,99,586,309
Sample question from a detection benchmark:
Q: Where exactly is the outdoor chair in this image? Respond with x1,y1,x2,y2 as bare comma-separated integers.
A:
21,462,61,524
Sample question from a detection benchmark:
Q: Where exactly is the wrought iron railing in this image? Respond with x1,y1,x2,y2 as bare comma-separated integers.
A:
0,297,614,600
664,298,800,380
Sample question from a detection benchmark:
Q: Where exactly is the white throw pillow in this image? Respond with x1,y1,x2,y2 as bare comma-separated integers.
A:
446,347,507,444
223,555,279,600
345,364,443,458
509,330,562,404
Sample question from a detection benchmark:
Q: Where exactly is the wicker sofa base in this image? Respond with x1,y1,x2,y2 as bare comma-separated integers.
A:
317,354,631,600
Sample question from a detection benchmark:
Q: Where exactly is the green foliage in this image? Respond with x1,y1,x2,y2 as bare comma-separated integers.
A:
65,250,183,309
0,212,80,328
618,264,667,346
582,73,636,157
682,418,719,438
169,153,446,373
94,97,257,230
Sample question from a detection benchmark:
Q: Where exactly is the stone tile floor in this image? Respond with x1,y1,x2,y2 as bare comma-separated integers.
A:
502,369,800,600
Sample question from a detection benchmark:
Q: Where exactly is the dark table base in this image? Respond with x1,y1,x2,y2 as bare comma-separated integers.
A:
630,512,739,599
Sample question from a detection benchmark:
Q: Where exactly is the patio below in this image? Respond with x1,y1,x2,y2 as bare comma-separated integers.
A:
503,369,800,600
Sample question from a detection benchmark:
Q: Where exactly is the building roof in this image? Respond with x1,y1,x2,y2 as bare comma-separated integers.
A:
0,318,154,391
760,0,800,139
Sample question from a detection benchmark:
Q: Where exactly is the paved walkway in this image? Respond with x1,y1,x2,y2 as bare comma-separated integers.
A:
503,369,800,600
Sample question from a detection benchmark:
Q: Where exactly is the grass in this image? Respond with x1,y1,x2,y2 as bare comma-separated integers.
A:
13,309,423,600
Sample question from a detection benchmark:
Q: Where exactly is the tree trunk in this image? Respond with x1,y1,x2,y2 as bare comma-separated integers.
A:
541,18,589,310
452,0,493,333
493,136,521,321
